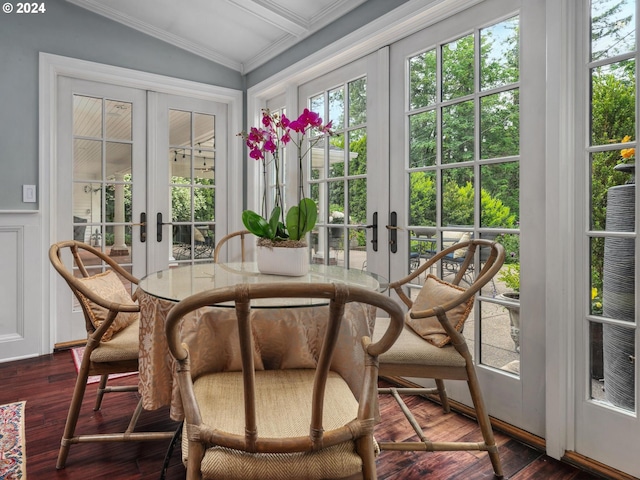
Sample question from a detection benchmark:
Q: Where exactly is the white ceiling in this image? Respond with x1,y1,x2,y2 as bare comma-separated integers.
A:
66,0,368,74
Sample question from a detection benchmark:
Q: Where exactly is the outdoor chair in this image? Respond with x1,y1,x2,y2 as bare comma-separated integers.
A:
165,282,404,480
173,225,215,260
213,229,251,263
372,238,505,478
49,240,174,469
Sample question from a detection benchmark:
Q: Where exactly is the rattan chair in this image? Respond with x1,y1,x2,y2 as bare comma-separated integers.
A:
165,282,404,480
372,238,505,478
213,229,251,262
49,240,174,469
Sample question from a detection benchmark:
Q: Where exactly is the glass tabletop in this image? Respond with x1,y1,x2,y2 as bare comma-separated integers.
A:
139,262,387,308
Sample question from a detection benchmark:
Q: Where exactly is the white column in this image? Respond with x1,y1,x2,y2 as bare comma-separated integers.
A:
111,174,128,255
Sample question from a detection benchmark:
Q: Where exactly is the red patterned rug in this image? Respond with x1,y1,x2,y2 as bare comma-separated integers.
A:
0,401,26,480
71,347,137,385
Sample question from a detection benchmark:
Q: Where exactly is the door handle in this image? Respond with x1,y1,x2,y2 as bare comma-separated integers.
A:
156,212,174,242
365,212,378,252
387,211,398,253
134,212,146,242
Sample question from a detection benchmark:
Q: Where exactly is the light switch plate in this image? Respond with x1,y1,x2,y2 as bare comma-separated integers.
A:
23,185,36,203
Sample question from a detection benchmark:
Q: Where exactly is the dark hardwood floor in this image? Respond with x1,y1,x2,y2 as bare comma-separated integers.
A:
0,351,606,480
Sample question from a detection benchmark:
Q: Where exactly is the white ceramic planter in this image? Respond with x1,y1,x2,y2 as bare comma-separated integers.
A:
256,245,309,276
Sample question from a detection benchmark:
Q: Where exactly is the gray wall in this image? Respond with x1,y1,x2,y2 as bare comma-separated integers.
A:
245,0,410,88
0,0,242,210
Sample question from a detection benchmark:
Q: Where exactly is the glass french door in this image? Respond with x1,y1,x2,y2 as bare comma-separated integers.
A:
56,77,147,342
388,0,546,435
575,0,640,475
150,93,227,273
297,52,389,280
55,78,228,344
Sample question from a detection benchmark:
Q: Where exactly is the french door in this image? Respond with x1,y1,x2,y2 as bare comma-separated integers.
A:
55,77,228,344
573,0,640,475
296,51,390,281
388,0,546,436
288,1,545,435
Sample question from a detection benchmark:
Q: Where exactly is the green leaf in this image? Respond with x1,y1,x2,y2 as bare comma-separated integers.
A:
268,207,281,236
286,198,317,240
242,210,274,239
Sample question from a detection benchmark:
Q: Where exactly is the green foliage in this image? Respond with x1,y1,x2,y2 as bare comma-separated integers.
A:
496,233,520,264
498,263,520,292
242,209,277,240
409,172,436,226
481,189,516,228
286,198,318,241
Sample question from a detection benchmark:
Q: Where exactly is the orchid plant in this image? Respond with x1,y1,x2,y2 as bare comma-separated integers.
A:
240,108,334,245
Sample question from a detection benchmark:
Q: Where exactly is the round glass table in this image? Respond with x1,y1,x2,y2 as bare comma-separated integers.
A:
139,262,387,307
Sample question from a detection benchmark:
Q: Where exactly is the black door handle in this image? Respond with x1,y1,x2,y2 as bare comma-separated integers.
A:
388,211,398,253
366,212,378,252
140,212,146,242
156,213,174,242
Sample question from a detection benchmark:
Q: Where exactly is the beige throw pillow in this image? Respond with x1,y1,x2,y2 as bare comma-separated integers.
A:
405,274,474,347
77,270,139,342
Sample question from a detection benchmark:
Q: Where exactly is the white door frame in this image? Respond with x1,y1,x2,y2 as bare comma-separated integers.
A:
39,52,243,351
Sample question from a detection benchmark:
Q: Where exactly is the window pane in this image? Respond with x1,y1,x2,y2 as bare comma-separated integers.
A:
194,187,215,222
603,324,635,410
329,134,345,178
590,61,636,147
195,153,214,184
348,178,366,224
442,100,474,164
442,167,473,226
105,100,132,141
329,87,345,130
346,227,367,270
74,139,102,180
409,110,437,168
480,89,520,159
591,0,636,61
328,181,344,221
409,49,436,109
194,113,215,149
310,94,324,122
171,186,191,222
105,182,132,223
348,77,367,126
590,152,635,231
480,163,519,228
479,300,520,370
348,128,367,175
106,142,132,180
169,110,191,146
442,34,474,101
409,171,436,226
74,95,102,137
480,16,520,90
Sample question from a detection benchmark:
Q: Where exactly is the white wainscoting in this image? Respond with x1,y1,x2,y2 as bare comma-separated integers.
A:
0,212,44,362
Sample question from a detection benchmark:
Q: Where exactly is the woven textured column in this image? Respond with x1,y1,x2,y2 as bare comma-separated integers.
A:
602,183,635,409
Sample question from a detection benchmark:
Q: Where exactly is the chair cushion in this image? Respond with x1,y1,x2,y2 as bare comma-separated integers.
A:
404,274,473,347
452,231,471,258
443,231,471,258
183,369,366,480
77,270,139,342
373,317,466,368
89,318,140,363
